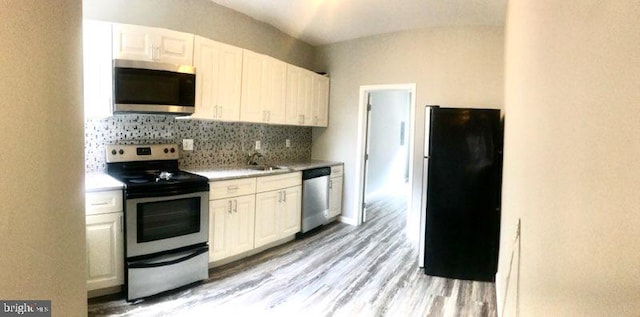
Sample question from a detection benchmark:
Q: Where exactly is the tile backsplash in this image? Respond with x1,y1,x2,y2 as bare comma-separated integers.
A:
85,115,312,173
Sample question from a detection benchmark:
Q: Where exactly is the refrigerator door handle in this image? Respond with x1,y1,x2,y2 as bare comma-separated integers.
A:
418,157,429,268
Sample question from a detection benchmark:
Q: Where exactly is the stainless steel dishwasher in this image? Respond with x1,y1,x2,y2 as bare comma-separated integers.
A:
300,167,331,234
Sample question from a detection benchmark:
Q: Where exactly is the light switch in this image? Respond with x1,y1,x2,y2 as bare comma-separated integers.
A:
183,139,194,151
255,140,261,150
286,139,291,148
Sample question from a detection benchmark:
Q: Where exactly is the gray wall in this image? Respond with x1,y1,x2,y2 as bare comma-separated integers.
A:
0,0,86,314
365,90,411,201
83,0,317,70
312,27,504,230
499,1,640,315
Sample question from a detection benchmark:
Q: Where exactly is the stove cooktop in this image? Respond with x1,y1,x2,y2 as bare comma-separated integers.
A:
105,144,209,198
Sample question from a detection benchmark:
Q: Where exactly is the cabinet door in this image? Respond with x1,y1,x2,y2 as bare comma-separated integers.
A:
86,213,124,291
112,23,193,65
254,191,279,248
285,65,312,125
281,186,302,237
312,74,330,127
83,20,113,119
154,28,194,65
112,23,154,61
209,198,232,262
264,57,288,124
216,43,243,121
329,176,343,218
229,195,256,256
192,36,220,120
240,50,267,123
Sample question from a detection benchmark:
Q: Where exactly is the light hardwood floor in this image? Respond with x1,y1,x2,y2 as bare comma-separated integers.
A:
88,194,497,317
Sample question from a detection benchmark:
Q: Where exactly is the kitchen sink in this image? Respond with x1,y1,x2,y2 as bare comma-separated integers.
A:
245,165,283,171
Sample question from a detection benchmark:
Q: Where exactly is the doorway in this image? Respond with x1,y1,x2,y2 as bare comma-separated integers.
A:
354,84,417,228
364,90,412,204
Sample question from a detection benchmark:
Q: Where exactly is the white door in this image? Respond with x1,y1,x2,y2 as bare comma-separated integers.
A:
216,43,243,121
312,74,330,127
265,57,287,124
254,191,279,248
229,195,256,256
192,36,220,120
86,213,124,290
154,28,194,65
329,176,343,218
209,198,231,262
281,186,302,237
240,50,267,123
112,24,154,61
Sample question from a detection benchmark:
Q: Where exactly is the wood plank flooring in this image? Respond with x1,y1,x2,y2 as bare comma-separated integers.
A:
88,195,497,317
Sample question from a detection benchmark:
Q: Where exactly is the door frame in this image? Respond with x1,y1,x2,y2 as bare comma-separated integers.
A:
354,83,417,225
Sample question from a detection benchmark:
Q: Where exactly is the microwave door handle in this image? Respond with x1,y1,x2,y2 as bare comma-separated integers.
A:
128,246,208,269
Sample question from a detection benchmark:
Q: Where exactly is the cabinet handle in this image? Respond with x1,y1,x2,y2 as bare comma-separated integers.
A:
214,105,218,118
228,200,232,213
267,111,271,122
90,201,110,206
278,191,282,203
299,114,304,124
233,200,238,213
227,185,239,192
119,215,123,233
263,111,268,122
218,106,223,119
153,45,161,61
283,190,287,202
329,179,333,189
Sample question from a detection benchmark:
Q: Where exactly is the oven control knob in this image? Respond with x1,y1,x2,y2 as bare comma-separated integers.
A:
111,150,117,155
170,147,175,153
164,148,169,154
118,149,124,155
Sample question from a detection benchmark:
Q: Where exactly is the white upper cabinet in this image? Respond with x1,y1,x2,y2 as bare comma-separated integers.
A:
240,50,287,124
191,36,243,121
112,23,194,65
285,66,329,127
285,64,313,125
83,20,113,119
311,74,330,127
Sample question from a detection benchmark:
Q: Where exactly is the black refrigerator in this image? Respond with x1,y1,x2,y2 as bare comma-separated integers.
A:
418,106,502,282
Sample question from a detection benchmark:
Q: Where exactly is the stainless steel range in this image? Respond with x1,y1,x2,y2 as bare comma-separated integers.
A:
106,144,209,301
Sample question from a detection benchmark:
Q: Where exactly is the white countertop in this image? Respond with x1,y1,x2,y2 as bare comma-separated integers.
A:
273,160,343,171
85,173,125,192
85,160,343,191
185,166,292,181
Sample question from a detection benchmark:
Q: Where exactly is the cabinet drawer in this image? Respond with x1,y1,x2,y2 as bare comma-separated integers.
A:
331,165,343,177
86,190,123,215
256,172,302,193
210,178,256,200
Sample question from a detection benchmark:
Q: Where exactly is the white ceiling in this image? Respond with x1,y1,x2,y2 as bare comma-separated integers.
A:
210,0,507,46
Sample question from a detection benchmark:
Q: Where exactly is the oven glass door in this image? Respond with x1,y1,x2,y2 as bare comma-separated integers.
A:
126,191,209,258
137,197,200,243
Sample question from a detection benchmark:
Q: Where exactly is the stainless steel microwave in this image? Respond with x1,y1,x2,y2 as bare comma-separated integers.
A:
113,59,196,115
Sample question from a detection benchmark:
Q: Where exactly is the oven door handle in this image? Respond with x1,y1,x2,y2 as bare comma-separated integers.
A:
128,245,208,269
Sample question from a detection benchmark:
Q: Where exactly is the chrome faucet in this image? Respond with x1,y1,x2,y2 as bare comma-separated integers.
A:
247,152,263,165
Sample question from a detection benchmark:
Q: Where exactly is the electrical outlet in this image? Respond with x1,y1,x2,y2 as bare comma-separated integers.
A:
183,139,194,151
255,140,261,150
286,139,291,148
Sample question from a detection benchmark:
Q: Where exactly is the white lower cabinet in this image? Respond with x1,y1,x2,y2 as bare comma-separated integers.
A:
328,165,344,218
85,190,124,293
209,194,256,262
254,185,302,248
209,172,301,264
